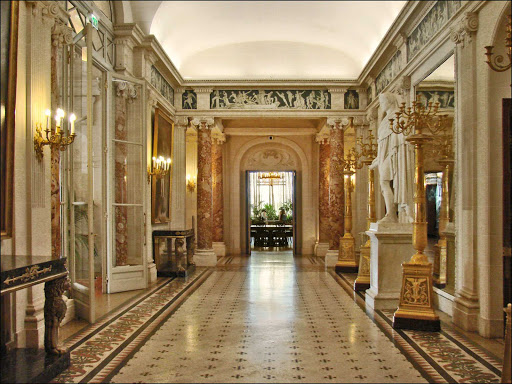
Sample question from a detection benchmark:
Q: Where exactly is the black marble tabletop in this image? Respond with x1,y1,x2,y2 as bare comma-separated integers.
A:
1,256,68,294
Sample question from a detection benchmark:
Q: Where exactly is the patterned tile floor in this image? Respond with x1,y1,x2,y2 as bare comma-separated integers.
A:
53,252,503,383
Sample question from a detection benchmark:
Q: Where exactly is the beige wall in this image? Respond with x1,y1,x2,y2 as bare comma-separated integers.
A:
224,134,318,255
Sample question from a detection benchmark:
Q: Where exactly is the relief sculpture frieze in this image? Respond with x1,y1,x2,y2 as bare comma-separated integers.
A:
210,90,331,109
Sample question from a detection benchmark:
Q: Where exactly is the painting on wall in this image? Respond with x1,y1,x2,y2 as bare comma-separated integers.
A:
151,66,174,106
1,1,18,238
151,109,174,224
375,50,403,95
210,90,331,109
416,90,455,109
407,0,462,61
182,90,197,109
344,90,359,110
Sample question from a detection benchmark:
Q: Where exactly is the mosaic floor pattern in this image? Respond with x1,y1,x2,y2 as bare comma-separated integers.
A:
110,253,425,383
52,252,504,383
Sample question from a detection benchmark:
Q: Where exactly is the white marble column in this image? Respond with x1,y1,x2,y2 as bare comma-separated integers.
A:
191,117,217,266
451,13,480,333
171,117,188,230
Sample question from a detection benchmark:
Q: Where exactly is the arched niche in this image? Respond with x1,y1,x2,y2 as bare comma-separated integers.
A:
228,137,314,255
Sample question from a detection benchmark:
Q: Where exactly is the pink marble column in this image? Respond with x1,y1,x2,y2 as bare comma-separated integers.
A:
328,119,345,250
114,84,130,266
197,121,213,250
212,137,225,243
318,140,331,243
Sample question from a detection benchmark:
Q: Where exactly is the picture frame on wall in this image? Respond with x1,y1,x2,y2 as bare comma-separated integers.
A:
151,108,174,224
1,1,19,239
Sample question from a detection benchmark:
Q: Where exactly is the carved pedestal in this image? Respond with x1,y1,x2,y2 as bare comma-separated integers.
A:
392,263,440,332
354,237,371,291
335,234,358,273
365,222,414,310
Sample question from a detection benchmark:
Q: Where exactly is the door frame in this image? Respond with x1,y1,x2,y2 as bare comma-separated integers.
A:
106,72,147,293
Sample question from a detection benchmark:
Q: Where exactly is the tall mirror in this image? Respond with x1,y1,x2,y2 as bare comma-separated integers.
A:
416,54,455,295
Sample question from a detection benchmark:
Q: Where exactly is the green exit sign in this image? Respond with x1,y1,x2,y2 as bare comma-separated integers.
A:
88,13,99,30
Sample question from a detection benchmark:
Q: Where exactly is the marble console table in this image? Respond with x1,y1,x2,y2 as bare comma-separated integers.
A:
1,256,70,383
153,229,196,277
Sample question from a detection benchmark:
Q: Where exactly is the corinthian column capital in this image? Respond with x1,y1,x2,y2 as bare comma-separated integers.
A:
191,117,215,129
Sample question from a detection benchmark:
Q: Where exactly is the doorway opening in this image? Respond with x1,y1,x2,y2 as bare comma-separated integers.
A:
247,171,296,254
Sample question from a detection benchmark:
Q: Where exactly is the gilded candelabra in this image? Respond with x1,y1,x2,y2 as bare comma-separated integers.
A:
335,146,362,273
390,97,448,331
354,131,378,291
148,156,171,183
34,109,76,161
484,15,511,72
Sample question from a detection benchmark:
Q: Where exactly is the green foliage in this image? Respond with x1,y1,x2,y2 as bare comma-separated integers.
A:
279,201,293,215
251,201,263,219
263,203,278,220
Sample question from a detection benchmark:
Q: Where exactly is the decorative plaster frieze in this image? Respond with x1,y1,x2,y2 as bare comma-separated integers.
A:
194,88,214,94
451,12,478,47
366,107,379,123
328,88,348,94
212,132,226,144
315,129,330,144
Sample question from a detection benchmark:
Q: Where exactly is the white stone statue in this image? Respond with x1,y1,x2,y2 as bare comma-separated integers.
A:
370,92,414,223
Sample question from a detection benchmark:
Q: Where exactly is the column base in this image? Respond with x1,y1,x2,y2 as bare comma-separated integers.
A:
365,290,400,310
452,292,480,332
212,242,226,257
393,262,440,332
194,248,217,266
324,249,339,267
148,262,157,284
314,242,330,257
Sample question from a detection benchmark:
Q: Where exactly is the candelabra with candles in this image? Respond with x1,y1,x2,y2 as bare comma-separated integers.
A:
186,174,197,193
484,14,511,72
335,146,362,273
390,97,449,331
34,108,76,161
147,156,171,183
353,131,378,291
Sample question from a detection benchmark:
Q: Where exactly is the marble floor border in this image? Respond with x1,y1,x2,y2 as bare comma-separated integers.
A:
333,270,503,383
52,268,211,383
62,277,174,351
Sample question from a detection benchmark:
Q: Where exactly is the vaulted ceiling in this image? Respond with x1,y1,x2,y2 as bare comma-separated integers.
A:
126,1,406,80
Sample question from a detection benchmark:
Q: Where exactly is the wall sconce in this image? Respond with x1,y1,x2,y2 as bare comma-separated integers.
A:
34,108,76,161
186,174,196,193
148,156,171,183
484,14,511,72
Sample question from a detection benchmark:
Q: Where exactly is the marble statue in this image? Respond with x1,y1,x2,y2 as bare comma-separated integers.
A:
370,92,414,223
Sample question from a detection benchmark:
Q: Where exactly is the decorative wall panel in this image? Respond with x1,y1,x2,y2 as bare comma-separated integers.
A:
182,90,197,109
344,90,359,109
416,90,454,109
210,90,331,109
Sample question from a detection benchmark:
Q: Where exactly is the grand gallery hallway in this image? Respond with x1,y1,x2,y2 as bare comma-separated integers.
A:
51,253,503,383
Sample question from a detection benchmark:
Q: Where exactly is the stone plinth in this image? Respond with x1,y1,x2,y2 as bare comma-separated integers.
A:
194,248,217,266
314,242,330,257
325,249,339,267
212,242,226,257
365,222,414,310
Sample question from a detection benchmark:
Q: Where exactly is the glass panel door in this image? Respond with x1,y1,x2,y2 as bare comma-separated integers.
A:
107,73,146,293
67,24,98,322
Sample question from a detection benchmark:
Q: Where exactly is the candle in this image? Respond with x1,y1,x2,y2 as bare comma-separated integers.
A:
166,158,171,171
152,157,156,170
69,113,76,135
55,108,65,133
45,109,51,131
